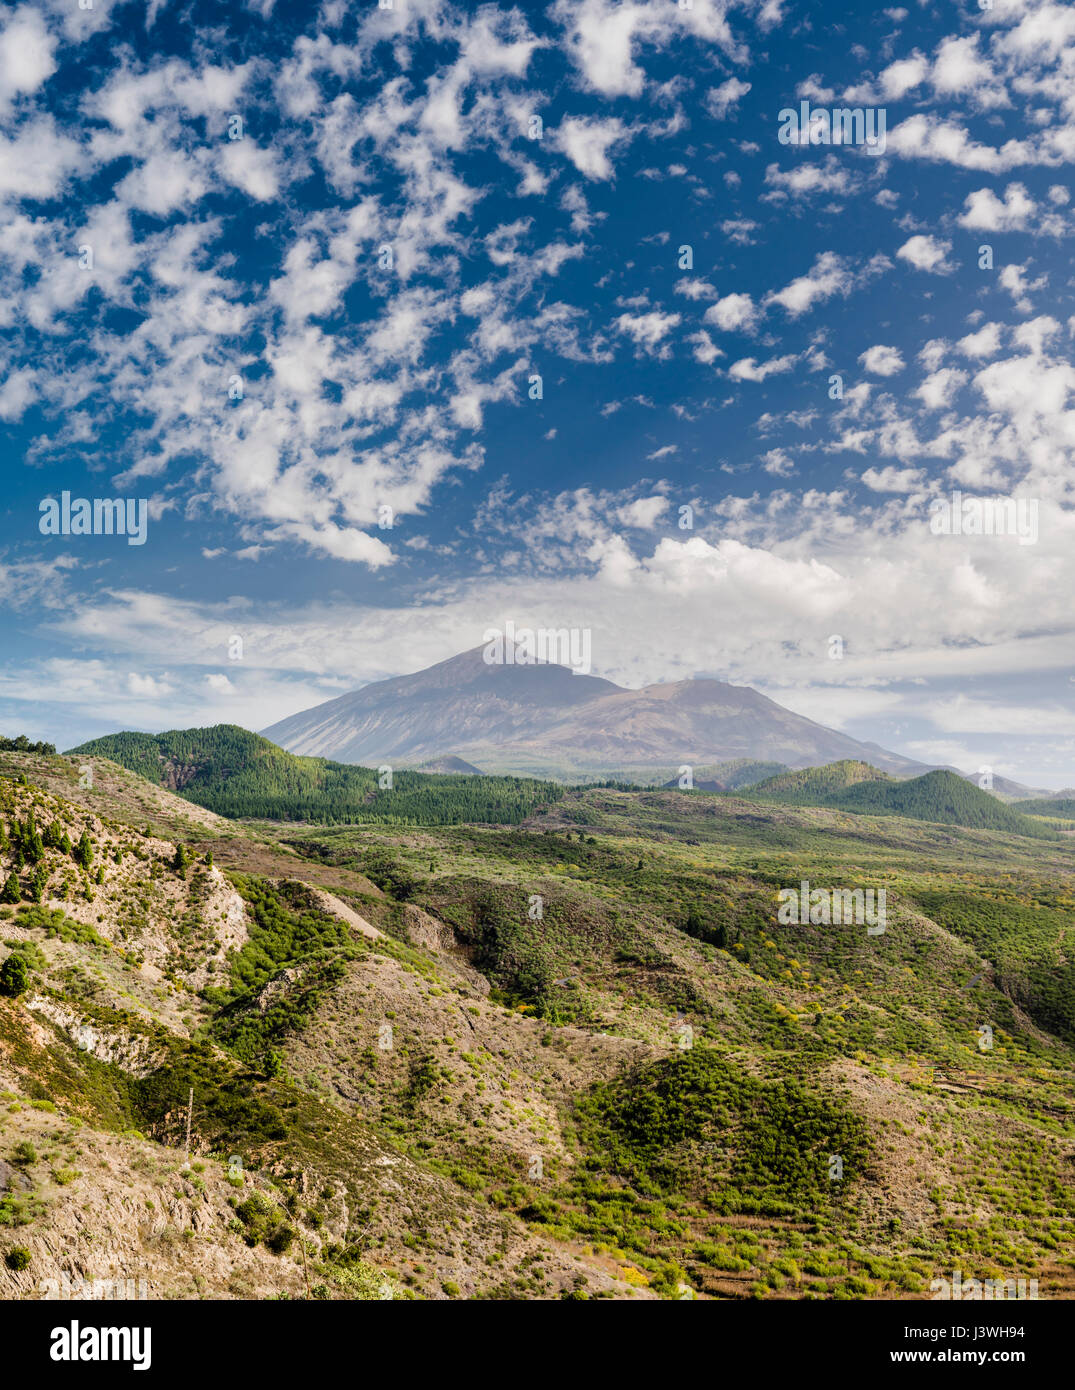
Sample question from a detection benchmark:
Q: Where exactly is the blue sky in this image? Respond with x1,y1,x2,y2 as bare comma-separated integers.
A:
1,0,1074,786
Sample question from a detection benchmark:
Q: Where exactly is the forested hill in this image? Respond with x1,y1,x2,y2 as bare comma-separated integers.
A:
66,725,562,826
747,759,890,800
750,763,1058,839
1019,798,1075,820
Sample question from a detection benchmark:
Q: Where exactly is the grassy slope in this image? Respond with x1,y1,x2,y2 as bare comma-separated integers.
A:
271,785,1075,1298
2,757,1075,1300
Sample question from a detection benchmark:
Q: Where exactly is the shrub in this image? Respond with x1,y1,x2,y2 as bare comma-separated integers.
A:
5,1246,31,1271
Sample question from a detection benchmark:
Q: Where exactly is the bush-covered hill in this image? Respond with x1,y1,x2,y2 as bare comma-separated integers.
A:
4,749,1075,1301
67,725,561,826
750,763,1056,839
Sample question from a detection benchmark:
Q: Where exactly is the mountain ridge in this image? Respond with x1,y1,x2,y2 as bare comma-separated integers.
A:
260,645,935,781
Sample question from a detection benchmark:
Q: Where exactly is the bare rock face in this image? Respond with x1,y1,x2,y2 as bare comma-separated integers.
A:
26,997,165,1077
402,904,491,997
0,1158,31,1193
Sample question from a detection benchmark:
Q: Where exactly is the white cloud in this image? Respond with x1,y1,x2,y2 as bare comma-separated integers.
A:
761,447,795,476
687,330,723,364
915,367,967,409
999,262,1047,313
860,465,924,492
705,77,751,118
614,310,681,357
766,252,852,317
618,495,669,527
703,292,759,332
721,218,757,245
553,0,744,98
0,6,57,114
764,158,852,198
896,234,953,274
878,52,928,100
885,114,1029,171
956,323,1003,359
930,34,1006,108
552,116,631,180
728,353,797,382
859,345,905,377
126,672,174,698
957,183,1036,232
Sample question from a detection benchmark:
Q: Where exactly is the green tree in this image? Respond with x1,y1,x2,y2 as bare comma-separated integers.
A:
0,873,20,904
0,954,29,998
74,831,93,871
28,865,48,904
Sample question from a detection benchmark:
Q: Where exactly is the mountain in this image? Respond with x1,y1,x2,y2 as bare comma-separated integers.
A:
750,761,1058,838
66,725,559,825
261,646,932,780
411,755,485,775
958,771,1059,802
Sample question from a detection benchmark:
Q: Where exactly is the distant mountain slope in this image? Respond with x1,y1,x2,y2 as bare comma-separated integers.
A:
66,725,559,826
662,759,790,792
958,771,1057,802
750,762,1057,838
412,755,485,775
261,646,931,780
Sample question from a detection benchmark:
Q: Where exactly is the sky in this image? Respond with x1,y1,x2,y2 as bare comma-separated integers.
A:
1,0,1074,787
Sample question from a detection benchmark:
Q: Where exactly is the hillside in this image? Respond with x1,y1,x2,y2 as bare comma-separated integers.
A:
1020,798,1075,820
750,763,1057,839
2,751,1075,1301
67,726,561,826
260,646,931,780
748,760,890,800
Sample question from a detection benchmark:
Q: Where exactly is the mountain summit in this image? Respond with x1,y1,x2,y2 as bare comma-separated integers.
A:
260,646,929,780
